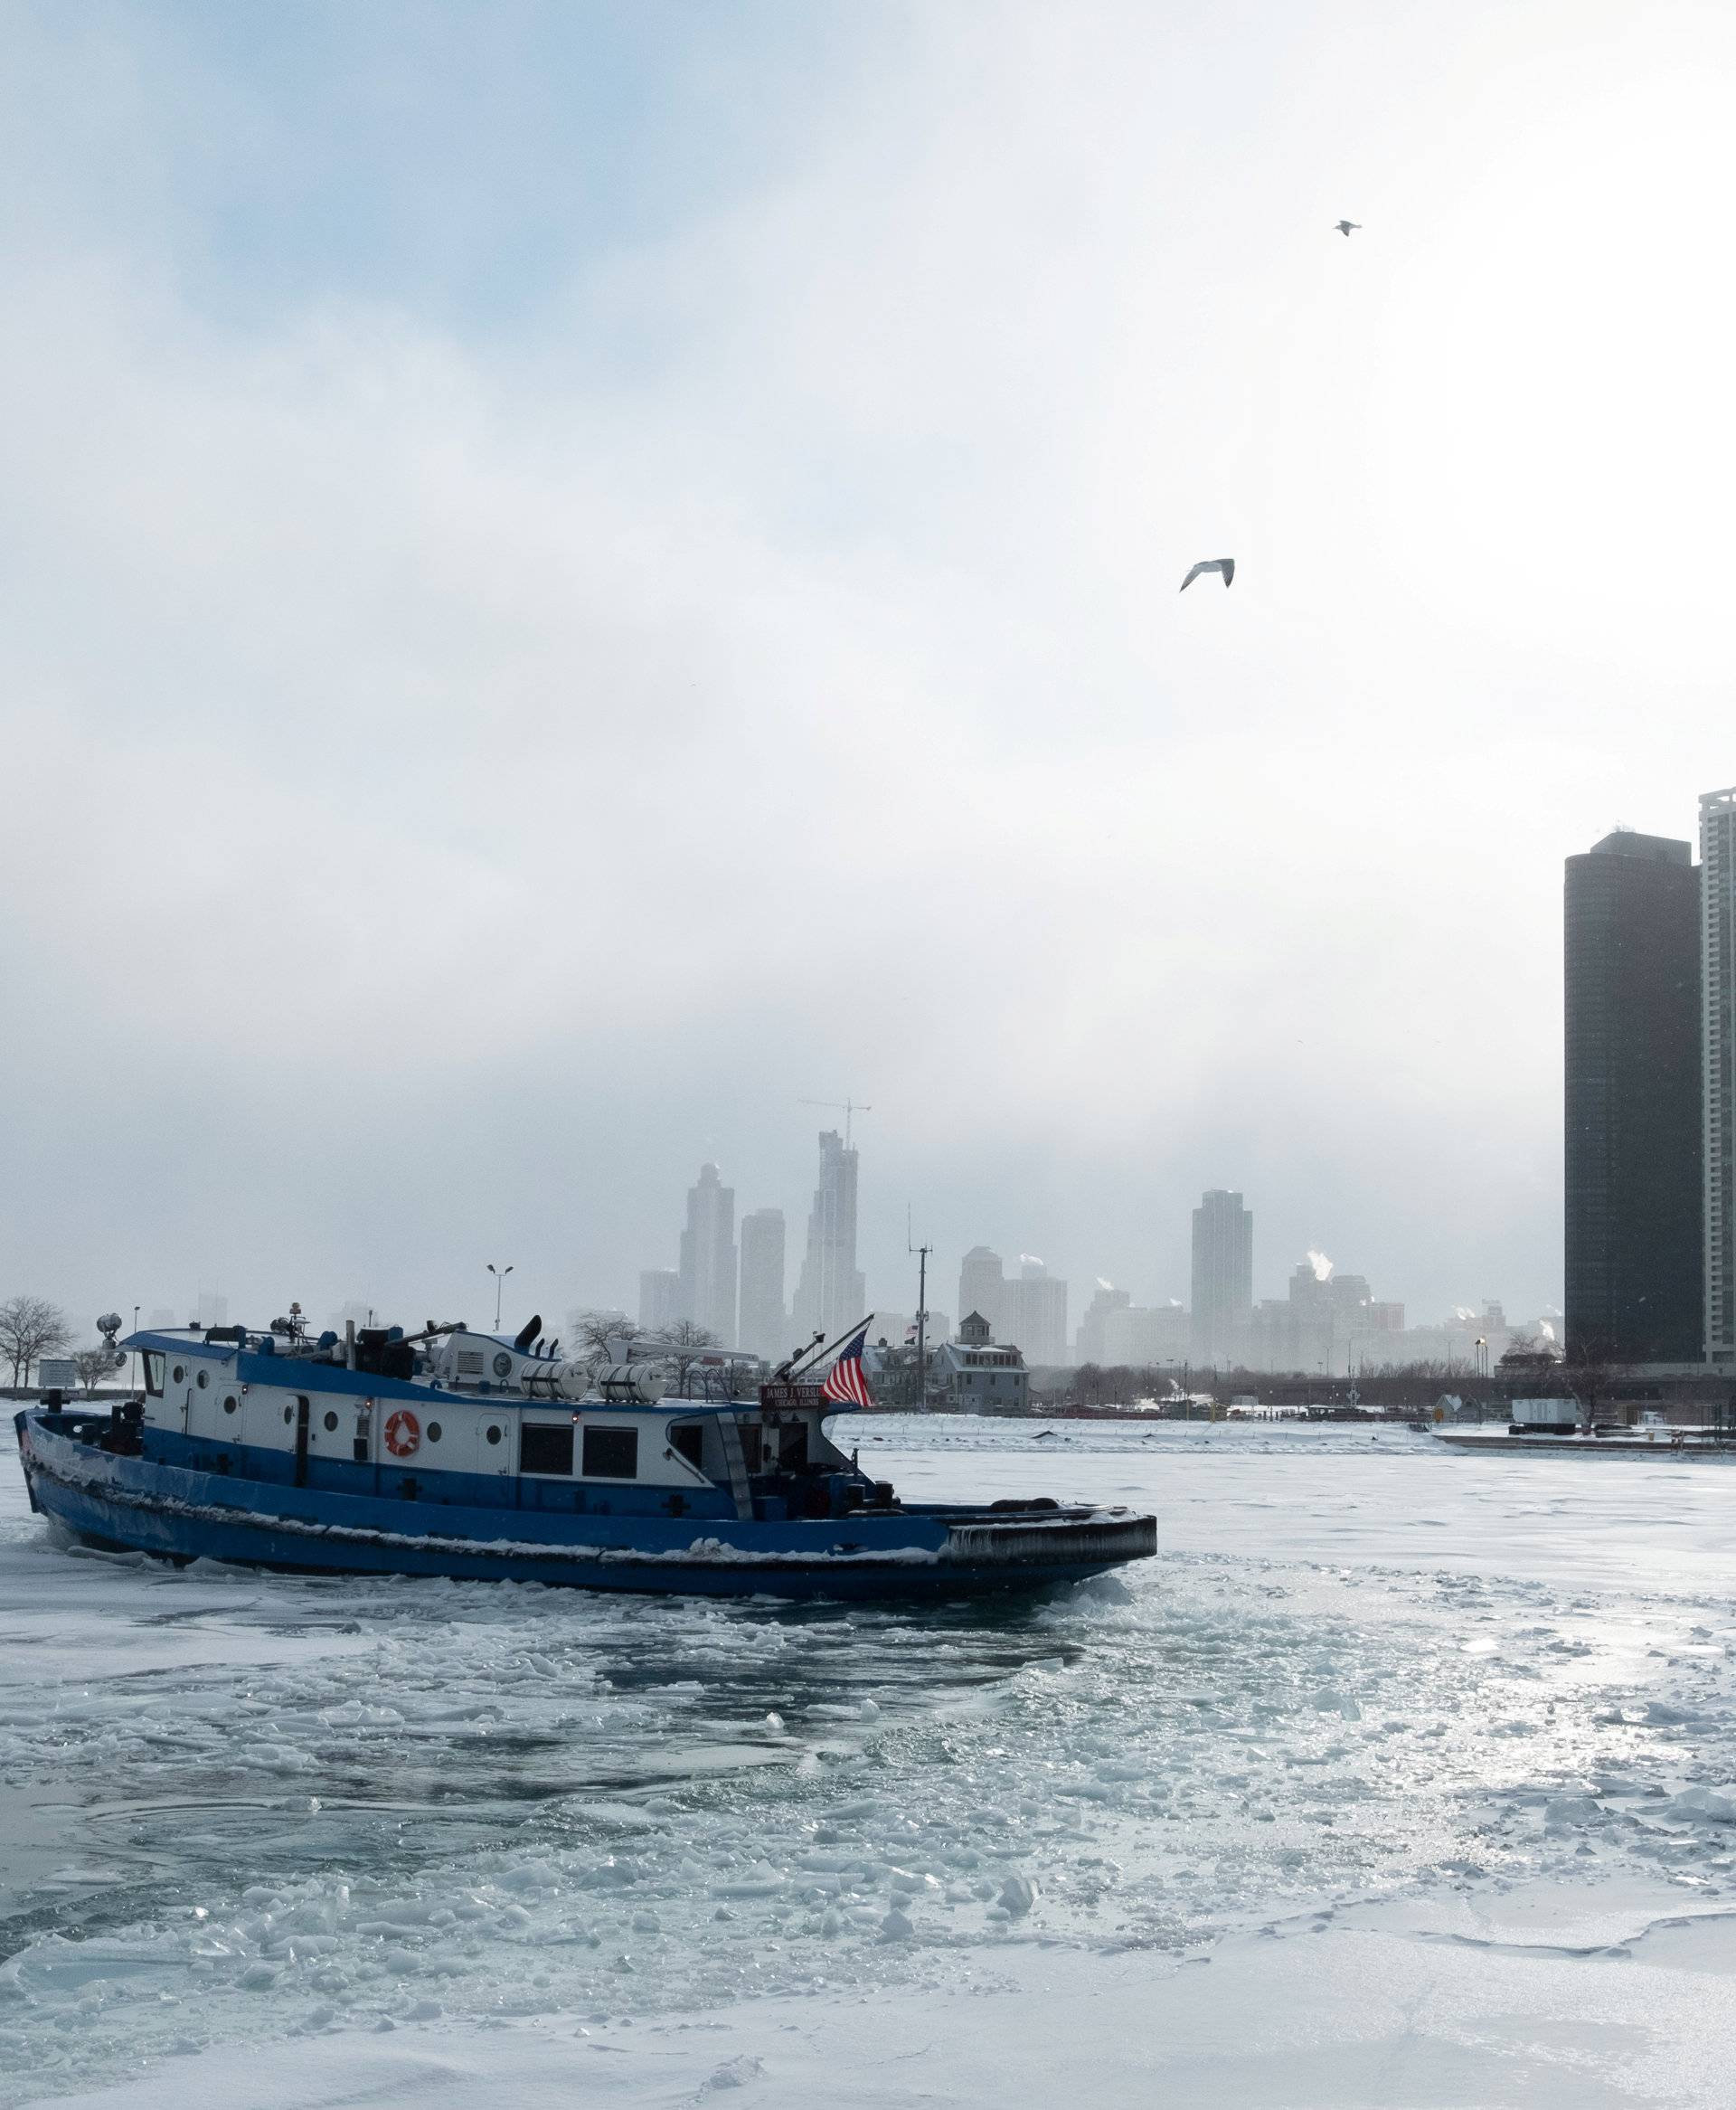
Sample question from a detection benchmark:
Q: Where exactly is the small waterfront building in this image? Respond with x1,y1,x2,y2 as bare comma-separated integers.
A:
936,1315,1029,1413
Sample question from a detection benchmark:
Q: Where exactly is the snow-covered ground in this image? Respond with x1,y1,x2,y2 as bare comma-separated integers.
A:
5,1418,1736,2108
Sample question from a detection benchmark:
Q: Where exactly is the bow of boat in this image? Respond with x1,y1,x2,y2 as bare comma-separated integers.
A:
941,1505,1157,1569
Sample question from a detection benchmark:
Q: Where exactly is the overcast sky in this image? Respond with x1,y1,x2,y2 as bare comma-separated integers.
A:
5,0,1734,1341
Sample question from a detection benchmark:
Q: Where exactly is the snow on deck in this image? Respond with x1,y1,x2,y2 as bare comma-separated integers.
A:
6,1417,1736,2107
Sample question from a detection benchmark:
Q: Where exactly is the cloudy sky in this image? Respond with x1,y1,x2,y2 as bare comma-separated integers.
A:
5,0,1733,1342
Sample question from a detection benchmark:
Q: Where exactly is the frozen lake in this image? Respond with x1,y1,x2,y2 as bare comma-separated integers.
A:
5,1416,1736,2107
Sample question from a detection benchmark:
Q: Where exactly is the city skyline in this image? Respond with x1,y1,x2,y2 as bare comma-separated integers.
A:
78,1140,1561,1368
587,1157,1555,1374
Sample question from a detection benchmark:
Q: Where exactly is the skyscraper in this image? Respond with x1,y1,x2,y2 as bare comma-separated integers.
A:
638,1268,682,1331
957,1246,1005,1335
1566,827,1702,1364
738,1207,788,1361
1191,1190,1252,1365
999,1258,1069,1366
791,1131,865,1344
1075,1282,1132,1363
678,1163,738,1346
1101,1303,1190,1366
1702,795,1736,1364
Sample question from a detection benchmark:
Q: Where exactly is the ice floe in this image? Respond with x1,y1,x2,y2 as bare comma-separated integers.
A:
7,1417,1736,2105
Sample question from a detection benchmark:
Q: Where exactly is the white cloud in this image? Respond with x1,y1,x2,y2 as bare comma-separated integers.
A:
5,0,1733,1326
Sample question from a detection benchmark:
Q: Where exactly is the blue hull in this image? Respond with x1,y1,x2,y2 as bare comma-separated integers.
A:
16,1416,1156,1601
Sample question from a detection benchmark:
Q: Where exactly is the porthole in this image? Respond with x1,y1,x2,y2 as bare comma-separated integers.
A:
171,1365,186,1385
486,1424,502,1445
196,1369,210,1389
222,1396,238,1415
283,1405,294,1424
427,1422,443,1443
323,1411,339,1433
492,1352,513,1379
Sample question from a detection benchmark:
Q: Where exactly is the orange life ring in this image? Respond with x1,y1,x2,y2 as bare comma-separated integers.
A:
383,1408,421,1458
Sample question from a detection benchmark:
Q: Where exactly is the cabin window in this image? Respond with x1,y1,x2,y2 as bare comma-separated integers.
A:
196,1369,210,1389
583,1426,637,1480
521,1423,574,1476
283,1405,295,1424
222,1396,238,1415
171,1364,186,1386
427,1422,442,1443
144,1354,165,1396
485,1424,502,1445
778,1423,809,1470
323,1411,339,1433
670,1423,705,1470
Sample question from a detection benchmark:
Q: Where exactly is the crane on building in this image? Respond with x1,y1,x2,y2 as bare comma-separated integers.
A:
798,1097,873,1148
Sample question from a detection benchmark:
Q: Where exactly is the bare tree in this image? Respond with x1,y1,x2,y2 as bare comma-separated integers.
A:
660,1318,720,1395
575,1311,644,1361
0,1296,72,1388
73,1346,117,1395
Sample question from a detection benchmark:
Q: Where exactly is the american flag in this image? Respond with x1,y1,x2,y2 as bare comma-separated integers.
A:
819,1323,874,1408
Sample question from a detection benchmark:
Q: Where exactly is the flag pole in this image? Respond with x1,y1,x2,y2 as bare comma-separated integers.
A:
789,1314,875,1379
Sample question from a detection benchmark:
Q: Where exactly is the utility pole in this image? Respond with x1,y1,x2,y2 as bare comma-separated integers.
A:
908,1206,932,1414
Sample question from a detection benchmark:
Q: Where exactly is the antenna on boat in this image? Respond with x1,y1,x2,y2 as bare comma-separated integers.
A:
774,1331,826,1381
797,1096,873,1149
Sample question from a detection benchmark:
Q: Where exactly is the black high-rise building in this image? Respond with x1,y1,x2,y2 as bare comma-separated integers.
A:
1563,830,1702,1363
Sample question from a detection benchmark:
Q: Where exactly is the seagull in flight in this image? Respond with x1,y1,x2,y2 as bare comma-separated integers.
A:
1335,219,1361,236
1180,557,1234,591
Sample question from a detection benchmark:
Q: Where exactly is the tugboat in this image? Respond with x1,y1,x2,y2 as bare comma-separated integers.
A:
14,1314,1156,1598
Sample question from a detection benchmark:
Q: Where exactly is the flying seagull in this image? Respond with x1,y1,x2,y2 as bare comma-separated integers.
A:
1335,219,1361,236
1180,557,1234,591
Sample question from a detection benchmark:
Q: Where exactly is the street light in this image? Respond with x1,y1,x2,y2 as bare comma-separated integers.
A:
486,1263,514,1330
